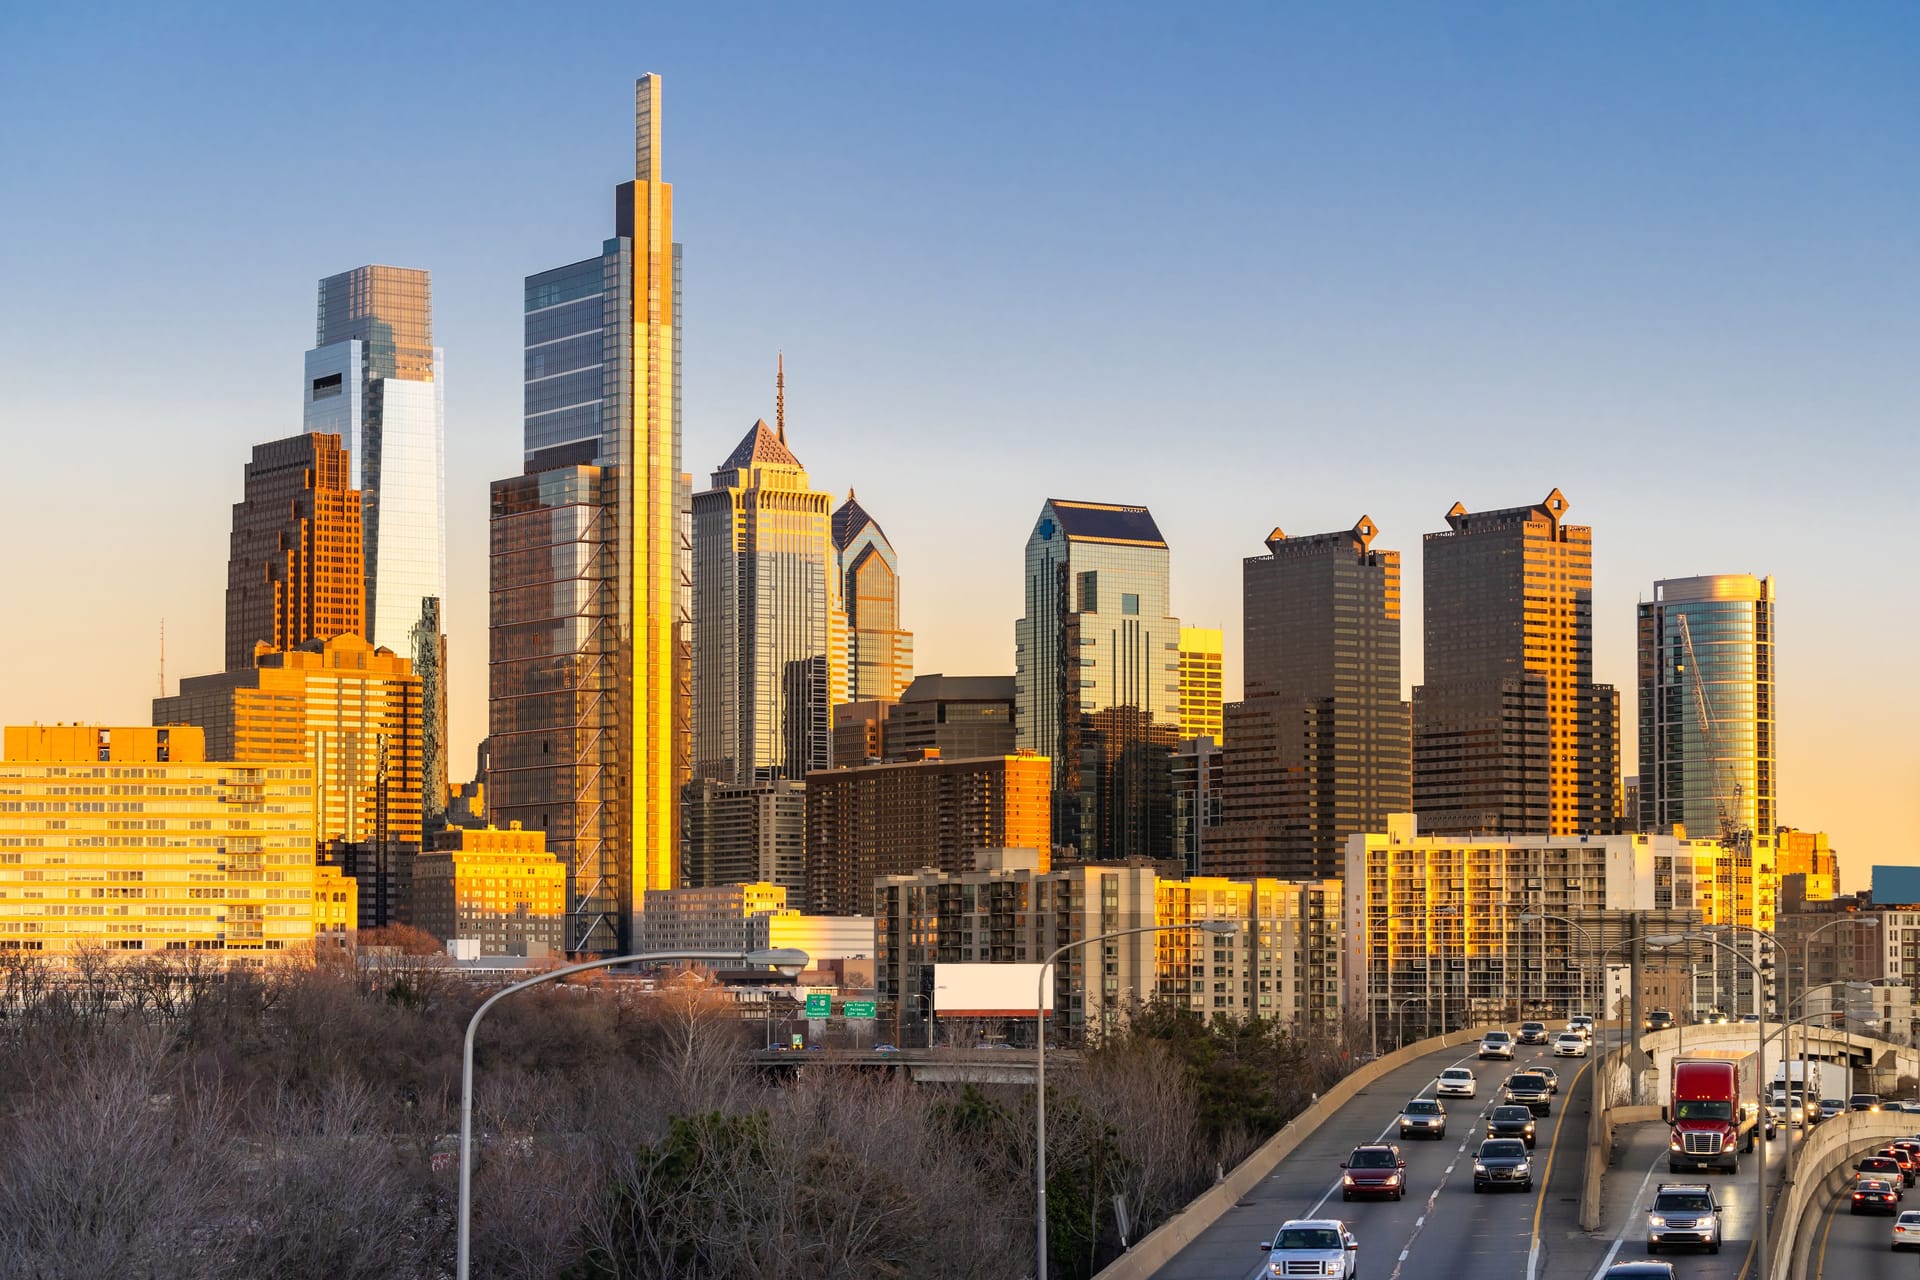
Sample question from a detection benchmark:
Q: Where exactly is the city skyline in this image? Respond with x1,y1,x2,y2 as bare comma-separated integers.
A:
3,6,1915,880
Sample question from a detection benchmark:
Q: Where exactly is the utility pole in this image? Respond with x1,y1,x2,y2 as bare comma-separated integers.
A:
1629,910,1645,1105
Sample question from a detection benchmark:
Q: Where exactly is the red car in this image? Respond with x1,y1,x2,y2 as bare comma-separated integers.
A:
1341,1144,1408,1201
1854,1176,1900,1215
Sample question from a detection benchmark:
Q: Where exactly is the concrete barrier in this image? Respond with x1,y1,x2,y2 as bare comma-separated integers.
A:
1090,1025,1496,1280
1772,1111,1916,1280
1579,1036,1647,1230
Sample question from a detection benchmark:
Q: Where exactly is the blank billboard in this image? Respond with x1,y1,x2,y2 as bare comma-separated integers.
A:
933,962,1055,1016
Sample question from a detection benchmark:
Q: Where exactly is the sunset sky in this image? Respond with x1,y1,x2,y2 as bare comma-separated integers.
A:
2,2,1914,881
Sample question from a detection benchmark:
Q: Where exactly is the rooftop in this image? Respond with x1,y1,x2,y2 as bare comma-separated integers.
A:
1043,499,1166,548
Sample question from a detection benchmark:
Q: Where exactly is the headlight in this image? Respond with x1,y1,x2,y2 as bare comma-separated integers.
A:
1670,1139,1682,1151
1324,1264,1341,1277
1386,1174,1401,1185
1648,1215,1667,1227
1342,1174,1354,1185
1473,1161,1486,1172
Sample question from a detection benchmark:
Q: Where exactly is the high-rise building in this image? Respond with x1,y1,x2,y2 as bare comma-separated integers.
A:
832,700,891,766
834,486,914,703
156,633,425,850
1637,574,1776,842
1170,734,1223,875
805,750,1053,916
1213,518,1410,881
488,75,683,954
224,433,364,671
302,265,447,652
1412,490,1621,837
692,412,842,784
414,824,566,957
1776,828,1839,900
681,778,808,897
1177,627,1224,742
1015,499,1181,863
891,674,1018,760
0,725,320,956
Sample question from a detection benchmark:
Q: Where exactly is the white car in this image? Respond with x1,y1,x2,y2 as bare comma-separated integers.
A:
1261,1218,1358,1279
1437,1067,1478,1098
1553,1032,1589,1057
1893,1208,1920,1251
1479,1031,1516,1060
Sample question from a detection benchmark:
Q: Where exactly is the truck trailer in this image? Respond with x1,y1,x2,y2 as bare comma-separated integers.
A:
1669,1050,1760,1173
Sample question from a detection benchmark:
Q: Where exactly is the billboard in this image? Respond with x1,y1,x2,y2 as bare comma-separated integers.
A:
933,963,1055,1017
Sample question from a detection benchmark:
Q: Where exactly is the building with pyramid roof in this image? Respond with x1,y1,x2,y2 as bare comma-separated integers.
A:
832,488,914,705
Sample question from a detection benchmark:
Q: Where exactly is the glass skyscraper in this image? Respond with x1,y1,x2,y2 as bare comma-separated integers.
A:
488,75,684,954
1637,574,1777,840
833,488,913,704
691,417,842,784
1015,499,1181,862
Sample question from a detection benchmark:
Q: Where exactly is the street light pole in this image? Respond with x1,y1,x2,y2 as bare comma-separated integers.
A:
457,946,808,1280
1648,932,1770,1280
1519,912,1599,1025
1368,909,1450,1056
1798,917,1878,1144
1035,919,1236,1280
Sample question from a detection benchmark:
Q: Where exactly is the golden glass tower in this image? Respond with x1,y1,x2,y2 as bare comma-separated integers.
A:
489,75,682,953
1176,626,1224,742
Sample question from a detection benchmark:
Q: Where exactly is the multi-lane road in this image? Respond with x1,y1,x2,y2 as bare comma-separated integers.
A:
1149,1030,1830,1280
1796,1171,1920,1280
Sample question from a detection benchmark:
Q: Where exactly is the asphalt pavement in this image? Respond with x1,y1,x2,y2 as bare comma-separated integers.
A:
1153,1035,1606,1280
1801,1146,1920,1280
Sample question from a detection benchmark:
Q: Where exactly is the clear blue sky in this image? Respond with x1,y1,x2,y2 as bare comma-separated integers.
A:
2,2,1914,878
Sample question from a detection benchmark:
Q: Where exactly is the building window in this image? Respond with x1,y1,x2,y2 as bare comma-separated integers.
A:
1122,594,1140,615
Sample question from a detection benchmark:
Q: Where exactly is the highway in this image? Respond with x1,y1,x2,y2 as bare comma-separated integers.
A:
1799,1156,1920,1280
1154,1035,1608,1280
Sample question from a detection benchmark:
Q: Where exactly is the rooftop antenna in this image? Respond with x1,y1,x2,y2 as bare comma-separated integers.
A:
776,351,786,444
158,618,165,699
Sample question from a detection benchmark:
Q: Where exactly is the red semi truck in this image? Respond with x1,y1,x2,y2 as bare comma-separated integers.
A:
1668,1050,1760,1173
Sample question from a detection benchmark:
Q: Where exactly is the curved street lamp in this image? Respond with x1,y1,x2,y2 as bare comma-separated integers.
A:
456,946,810,1280
1035,919,1238,1280
1519,911,1599,1024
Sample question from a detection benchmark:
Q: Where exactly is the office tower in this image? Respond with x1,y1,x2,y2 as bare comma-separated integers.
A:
1213,518,1410,881
224,433,364,671
832,700,891,765
691,412,842,784
1015,499,1181,862
1177,627,1224,742
874,849,1342,1036
1775,828,1838,900
414,824,566,958
891,674,1018,759
0,724,328,955
805,750,1053,915
302,265,448,830
834,486,914,703
1170,734,1223,874
1637,574,1777,843
489,75,683,954
681,778,808,896
1412,489,1621,837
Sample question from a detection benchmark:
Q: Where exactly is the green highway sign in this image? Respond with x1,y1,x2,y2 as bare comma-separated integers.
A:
804,993,831,1018
844,1001,877,1019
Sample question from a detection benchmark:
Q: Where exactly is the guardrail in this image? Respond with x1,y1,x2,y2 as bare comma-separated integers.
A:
1774,1110,1917,1280
1090,1025,1496,1280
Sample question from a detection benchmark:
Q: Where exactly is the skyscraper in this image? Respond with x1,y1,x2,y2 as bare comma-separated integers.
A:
1213,517,1410,880
488,75,683,954
302,264,448,827
1412,489,1622,837
224,432,364,671
1637,574,1776,841
834,486,914,704
1176,626,1224,742
691,412,842,783
1015,499,1181,862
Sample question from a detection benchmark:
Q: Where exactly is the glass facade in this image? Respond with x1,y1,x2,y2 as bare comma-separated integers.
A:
1015,499,1181,861
223,432,364,671
833,492,914,703
1637,574,1776,840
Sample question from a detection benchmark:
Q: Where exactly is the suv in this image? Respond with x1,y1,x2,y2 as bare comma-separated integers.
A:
1398,1098,1447,1140
1646,1009,1675,1032
1856,1154,1907,1195
1341,1144,1407,1201
1437,1067,1477,1098
1518,1021,1549,1045
1646,1182,1721,1254
1853,1093,1884,1113
1878,1146,1919,1187
1480,1030,1516,1060
1488,1104,1538,1148
1504,1072,1553,1116
1260,1219,1358,1278
1472,1138,1533,1192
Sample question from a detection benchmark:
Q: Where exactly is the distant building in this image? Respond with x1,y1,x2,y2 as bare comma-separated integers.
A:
224,432,364,671
873,848,1342,1036
1637,574,1776,841
1412,490,1621,837
1015,499,1181,862
1777,828,1839,900
1214,518,1409,881
413,824,565,958
834,486,914,703
692,411,843,783
1170,735,1223,875
639,882,791,958
832,700,891,767
313,865,358,949
1177,627,1224,743
805,751,1052,916
891,674,1017,760
0,725,319,957
681,778,807,898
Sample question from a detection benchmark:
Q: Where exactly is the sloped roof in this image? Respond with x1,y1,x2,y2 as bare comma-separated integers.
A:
832,489,887,550
720,419,801,470
1045,499,1166,548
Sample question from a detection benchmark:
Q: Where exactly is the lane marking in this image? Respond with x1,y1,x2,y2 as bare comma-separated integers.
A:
1588,1139,1665,1279
1811,1173,1843,1280
1526,1056,1595,1280
1302,1045,1483,1219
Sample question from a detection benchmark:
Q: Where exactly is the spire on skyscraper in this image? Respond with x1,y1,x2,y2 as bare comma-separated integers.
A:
776,351,786,444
